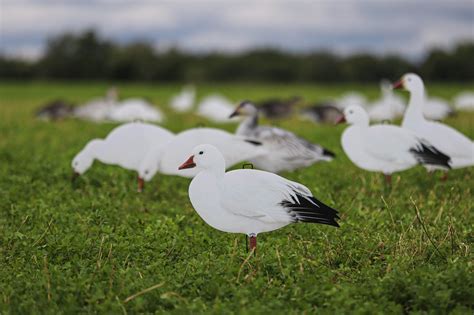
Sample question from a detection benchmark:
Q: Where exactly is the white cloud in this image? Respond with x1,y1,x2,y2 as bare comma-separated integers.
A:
0,0,472,60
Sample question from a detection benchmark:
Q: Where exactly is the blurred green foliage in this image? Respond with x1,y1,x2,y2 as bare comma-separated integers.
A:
1,30,473,82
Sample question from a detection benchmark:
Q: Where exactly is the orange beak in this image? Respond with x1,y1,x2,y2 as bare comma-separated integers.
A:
392,80,404,89
335,115,346,125
178,155,196,170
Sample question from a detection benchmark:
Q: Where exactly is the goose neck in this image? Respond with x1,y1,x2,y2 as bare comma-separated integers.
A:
237,112,259,135
403,88,425,125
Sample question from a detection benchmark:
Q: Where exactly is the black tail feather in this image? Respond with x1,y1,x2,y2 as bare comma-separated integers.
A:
280,192,340,227
410,141,451,169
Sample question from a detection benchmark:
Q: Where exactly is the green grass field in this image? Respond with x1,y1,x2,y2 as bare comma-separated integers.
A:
1,82,473,314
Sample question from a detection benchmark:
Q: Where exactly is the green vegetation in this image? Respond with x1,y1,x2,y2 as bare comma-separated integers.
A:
1,30,473,82
0,82,473,313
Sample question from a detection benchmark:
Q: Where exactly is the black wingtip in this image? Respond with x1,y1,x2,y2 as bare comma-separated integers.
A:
245,139,263,146
323,148,336,158
280,192,340,228
410,141,452,169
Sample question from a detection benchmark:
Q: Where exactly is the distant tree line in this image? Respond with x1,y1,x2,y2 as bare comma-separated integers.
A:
1,30,473,82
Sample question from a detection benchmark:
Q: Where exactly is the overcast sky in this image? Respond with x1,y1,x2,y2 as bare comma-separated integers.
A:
1,0,473,60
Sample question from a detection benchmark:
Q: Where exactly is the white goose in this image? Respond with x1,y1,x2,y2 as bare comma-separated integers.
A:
230,101,335,173
336,92,367,110
179,144,340,251
197,94,235,123
454,91,474,111
108,98,164,123
423,97,453,121
367,80,405,122
338,105,451,184
394,73,474,172
170,85,195,112
72,122,174,191
154,127,266,178
74,88,118,122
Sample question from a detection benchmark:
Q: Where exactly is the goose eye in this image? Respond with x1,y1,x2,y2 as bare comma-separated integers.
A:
199,151,204,155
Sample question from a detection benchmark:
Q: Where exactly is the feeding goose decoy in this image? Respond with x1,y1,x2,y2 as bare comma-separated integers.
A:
394,73,473,175
72,122,174,191
338,105,451,184
258,96,302,119
179,144,340,253
300,102,342,124
36,100,75,121
230,101,335,173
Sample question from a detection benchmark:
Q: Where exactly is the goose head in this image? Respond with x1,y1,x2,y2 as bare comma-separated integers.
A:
229,100,258,118
393,73,424,93
71,151,94,175
178,144,226,172
339,105,370,126
138,160,159,182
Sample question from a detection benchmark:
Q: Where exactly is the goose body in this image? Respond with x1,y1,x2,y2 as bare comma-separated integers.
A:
230,101,334,173
197,94,235,123
74,88,118,122
72,122,174,190
367,80,405,122
170,86,195,112
454,92,474,111
340,105,451,178
300,103,342,124
179,144,339,250
158,128,266,178
258,96,301,119
395,73,473,169
108,98,164,123
423,97,453,121
336,92,367,110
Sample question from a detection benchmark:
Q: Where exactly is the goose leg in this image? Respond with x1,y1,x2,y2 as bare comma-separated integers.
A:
137,176,144,192
384,174,392,185
441,171,448,181
249,233,257,255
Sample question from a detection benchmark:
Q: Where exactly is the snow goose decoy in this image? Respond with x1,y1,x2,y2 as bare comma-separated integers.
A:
337,105,451,184
36,100,75,121
229,101,335,173
258,96,301,119
72,122,174,191
423,97,453,121
107,98,164,123
74,87,118,122
156,127,266,178
170,85,195,112
300,102,342,124
336,92,367,110
197,94,235,123
179,144,340,252
367,80,405,122
454,91,474,111
394,73,473,174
